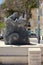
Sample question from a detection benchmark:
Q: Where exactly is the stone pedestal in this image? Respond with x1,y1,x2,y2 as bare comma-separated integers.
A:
28,48,41,65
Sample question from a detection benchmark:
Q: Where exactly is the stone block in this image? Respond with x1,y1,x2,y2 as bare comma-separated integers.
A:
0,57,28,64
28,48,41,65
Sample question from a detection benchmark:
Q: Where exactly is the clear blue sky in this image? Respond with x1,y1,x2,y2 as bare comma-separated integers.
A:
0,0,2,4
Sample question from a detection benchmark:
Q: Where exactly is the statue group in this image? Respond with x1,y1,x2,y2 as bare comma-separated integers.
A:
4,12,30,45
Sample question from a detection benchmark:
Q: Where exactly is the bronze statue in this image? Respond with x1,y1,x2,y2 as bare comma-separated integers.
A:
4,12,30,45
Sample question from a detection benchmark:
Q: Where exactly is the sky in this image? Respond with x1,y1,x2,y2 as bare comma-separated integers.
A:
0,0,2,4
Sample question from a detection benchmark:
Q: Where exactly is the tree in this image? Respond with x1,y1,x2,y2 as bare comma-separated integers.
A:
6,0,37,19
1,2,7,9
24,0,37,27
1,0,37,18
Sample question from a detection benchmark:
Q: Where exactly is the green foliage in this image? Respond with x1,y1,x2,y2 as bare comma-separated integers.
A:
0,22,6,28
1,3,7,9
6,9,14,17
1,0,37,17
24,0,37,19
25,0,37,9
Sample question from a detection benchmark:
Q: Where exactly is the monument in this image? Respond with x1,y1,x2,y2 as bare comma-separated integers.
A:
4,12,30,45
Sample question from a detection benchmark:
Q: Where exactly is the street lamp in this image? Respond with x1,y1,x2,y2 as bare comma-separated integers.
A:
37,0,40,43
